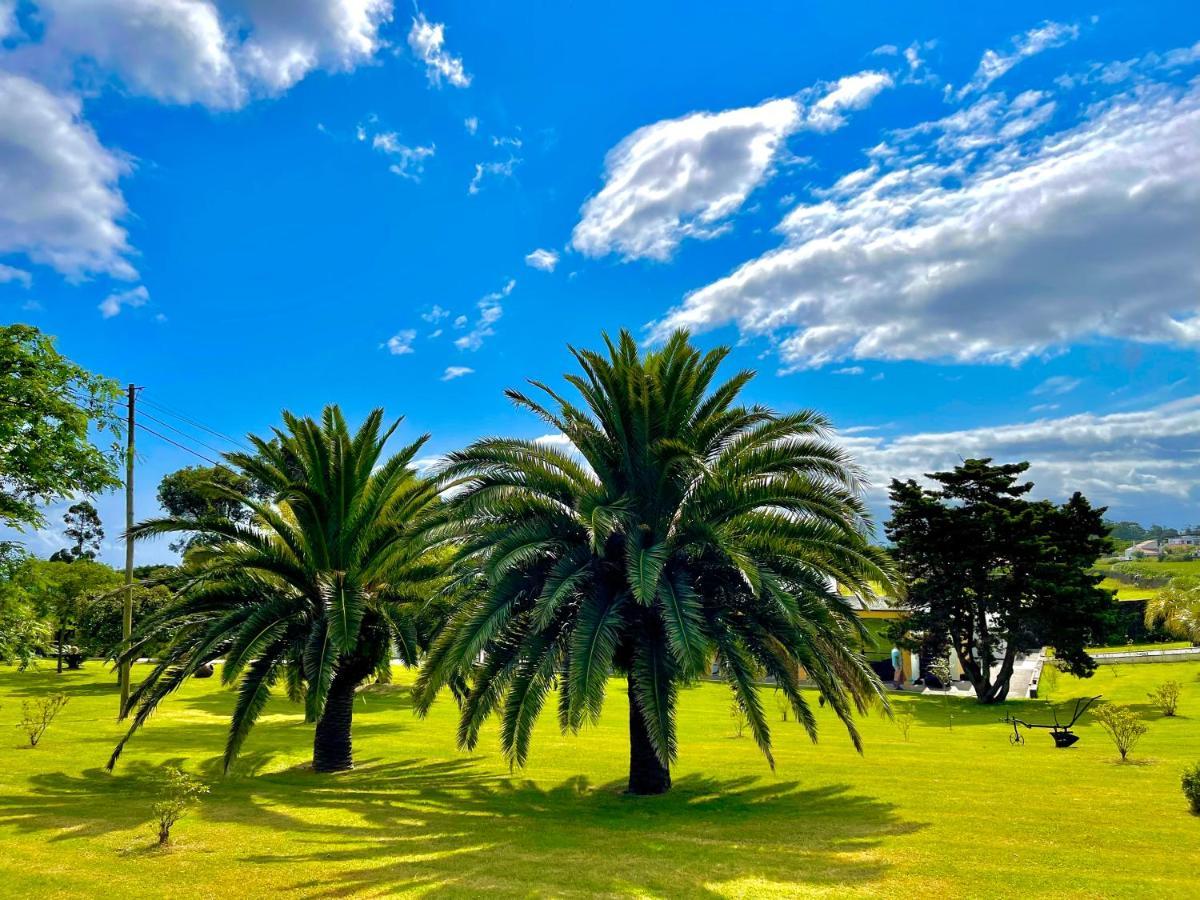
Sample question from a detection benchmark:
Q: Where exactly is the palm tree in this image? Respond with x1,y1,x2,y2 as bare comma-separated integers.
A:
108,406,446,773
417,331,896,795
1146,576,1200,645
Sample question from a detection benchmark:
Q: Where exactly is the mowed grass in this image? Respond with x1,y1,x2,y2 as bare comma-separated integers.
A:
1,660,1198,899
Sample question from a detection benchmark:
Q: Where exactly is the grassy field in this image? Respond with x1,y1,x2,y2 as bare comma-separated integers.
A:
1085,641,1192,654
1,660,1197,898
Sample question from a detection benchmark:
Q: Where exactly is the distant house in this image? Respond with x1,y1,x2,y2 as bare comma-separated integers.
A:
1166,534,1200,547
1123,539,1162,560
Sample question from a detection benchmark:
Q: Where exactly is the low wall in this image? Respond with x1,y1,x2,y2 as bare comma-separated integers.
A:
1090,647,1200,664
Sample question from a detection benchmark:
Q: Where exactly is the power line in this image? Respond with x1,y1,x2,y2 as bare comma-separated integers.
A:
138,409,232,459
134,421,223,467
139,395,253,452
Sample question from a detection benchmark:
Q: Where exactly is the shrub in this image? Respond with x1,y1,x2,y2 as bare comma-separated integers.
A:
1147,681,1182,717
729,699,748,738
153,766,209,847
1183,763,1200,815
1091,703,1148,761
773,691,789,722
895,706,915,742
18,693,68,747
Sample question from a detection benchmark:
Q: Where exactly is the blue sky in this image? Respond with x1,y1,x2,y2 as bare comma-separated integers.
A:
2,1,1198,564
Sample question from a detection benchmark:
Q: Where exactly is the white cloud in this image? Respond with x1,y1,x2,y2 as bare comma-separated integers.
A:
371,131,435,180
872,44,899,57
840,396,1200,516
464,116,478,134
468,157,520,194
385,328,417,355
452,314,468,328
492,135,522,148
9,0,394,108
1032,375,1082,396
524,248,559,272
455,279,513,351
652,80,1200,370
571,98,801,261
0,264,31,287
421,304,450,323
571,72,892,262
407,13,470,88
833,366,864,376
441,365,474,381
955,20,1079,98
0,73,135,280
803,71,893,132
98,284,149,318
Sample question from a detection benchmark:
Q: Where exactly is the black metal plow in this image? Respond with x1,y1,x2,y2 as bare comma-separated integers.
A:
1003,696,1101,748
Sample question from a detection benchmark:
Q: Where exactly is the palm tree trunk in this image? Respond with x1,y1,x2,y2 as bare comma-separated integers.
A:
56,622,64,674
312,669,359,772
626,677,671,795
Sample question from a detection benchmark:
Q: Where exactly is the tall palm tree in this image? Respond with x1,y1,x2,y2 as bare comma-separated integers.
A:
108,406,446,773
1146,576,1200,645
417,331,897,795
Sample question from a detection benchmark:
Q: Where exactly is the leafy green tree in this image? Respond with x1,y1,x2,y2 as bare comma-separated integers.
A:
1146,576,1200,645
156,465,269,554
75,582,172,658
417,331,895,795
49,500,105,562
0,325,121,532
109,407,447,773
11,558,121,672
887,459,1114,704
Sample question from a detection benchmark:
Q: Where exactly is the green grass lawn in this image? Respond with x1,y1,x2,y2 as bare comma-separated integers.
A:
1098,576,1161,600
1,660,1197,898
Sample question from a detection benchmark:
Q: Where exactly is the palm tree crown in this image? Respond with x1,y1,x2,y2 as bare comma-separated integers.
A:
109,406,446,773
418,330,896,794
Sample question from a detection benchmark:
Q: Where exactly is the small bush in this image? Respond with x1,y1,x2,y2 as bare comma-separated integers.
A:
19,693,68,747
153,766,209,847
773,691,789,722
1183,763,1200,815
1091,703,1148,761
1147,681,1182,717
729,699,747,738
895,706,915,742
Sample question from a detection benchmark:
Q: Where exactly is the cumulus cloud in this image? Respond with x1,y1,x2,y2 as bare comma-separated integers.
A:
840,396,1200,517
407,13,470,87
0,263,31,287
455,279,513,351
7,0,393,108
385,328,417,355
441,365,474,380
571,72,892,262
464,116,478,134
802,71,893,132
652,79,1200,369
421,304,450,323
0,73,135,280
98,284,149,317
955,20,1079,98
524,248,559,272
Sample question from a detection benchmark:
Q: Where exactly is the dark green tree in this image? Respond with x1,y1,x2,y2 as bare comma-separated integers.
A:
109,407,448,773
886,459,1114,704
156,465,270,554
417,331,895,795
49,500,105,562
0,325,122,532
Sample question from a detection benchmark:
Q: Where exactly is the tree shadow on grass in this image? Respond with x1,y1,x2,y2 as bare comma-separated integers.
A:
227,757,924,897
0,755,924,896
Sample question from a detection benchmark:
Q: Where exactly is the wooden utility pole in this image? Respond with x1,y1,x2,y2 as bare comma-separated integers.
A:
119,384,136,715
